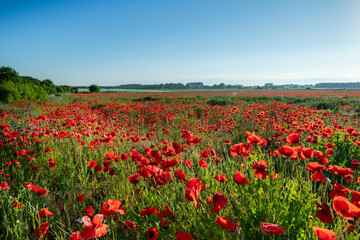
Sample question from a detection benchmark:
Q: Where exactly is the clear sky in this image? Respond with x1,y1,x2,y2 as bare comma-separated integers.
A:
1,0,359,86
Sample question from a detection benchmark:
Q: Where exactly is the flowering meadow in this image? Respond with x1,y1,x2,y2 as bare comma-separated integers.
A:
1,94,360,239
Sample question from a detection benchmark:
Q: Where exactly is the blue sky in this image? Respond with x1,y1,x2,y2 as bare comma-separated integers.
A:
0,0,359,86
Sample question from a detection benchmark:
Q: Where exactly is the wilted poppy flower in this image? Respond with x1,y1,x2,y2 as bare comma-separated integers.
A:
234,171,248,185
215,217,238,231
176,231,194,240
312,226,337,240
315,201,333,224
79,214,108,239
146,227,158,240
333,196,360,220
35,222,49,239
39,208,54,218
260,222,286,235
101,199,125,217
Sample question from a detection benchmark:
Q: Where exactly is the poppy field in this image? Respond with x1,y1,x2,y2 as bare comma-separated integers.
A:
2,94,360,239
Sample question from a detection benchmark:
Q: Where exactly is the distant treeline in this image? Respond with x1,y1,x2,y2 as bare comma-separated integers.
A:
0,66,78,103
315,82,360,89
77,82,244,90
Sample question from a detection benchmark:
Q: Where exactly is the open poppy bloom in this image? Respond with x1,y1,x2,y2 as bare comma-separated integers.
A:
210,192,228,213
251,160,268,179
101,199,125,217
234,171,248,185
312,226,337,240
215,216,238,231
140,206,159,217
315,201,333,224
332,196,360,220
230,143,251,158
184,178,206,208
214,174,228,182
329,182,350,199
260,223,286,235
79,214,108,239
146,227,159,240
286,133,301,144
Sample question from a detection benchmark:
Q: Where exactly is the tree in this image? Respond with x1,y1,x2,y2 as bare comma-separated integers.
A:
41,79,56,94
89,84,100,93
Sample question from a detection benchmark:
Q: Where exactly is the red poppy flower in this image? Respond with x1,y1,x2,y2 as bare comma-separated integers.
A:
176,231,194,240
315,201,333,224
198,158,208,168
230,143,251,158
333,196,360,220
329,182,350,198
146,227,159,240
312,226,337,240
85,205,94,216
286,133,301,144
69,231,82,240
234,171,248,185
184,178,206,208
251,160,268,179
0,181,10,190
87,161,97,168
37,187,47,196
300,147,314,159
214,174,228,182
306,162,326,172
260,222,286,235
351,159,360,169
101,199,125,217
129,174,141,184
35,222,49,239
76,194,85,202
210,192,228,213
174,170,187,182
39,208,54,218
277,145,297,158
140,206,159,217
125,220,139,229
215,217,238,231
311,171,325,183
158,205,175,219
326,148,334,156
79,214,108,239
